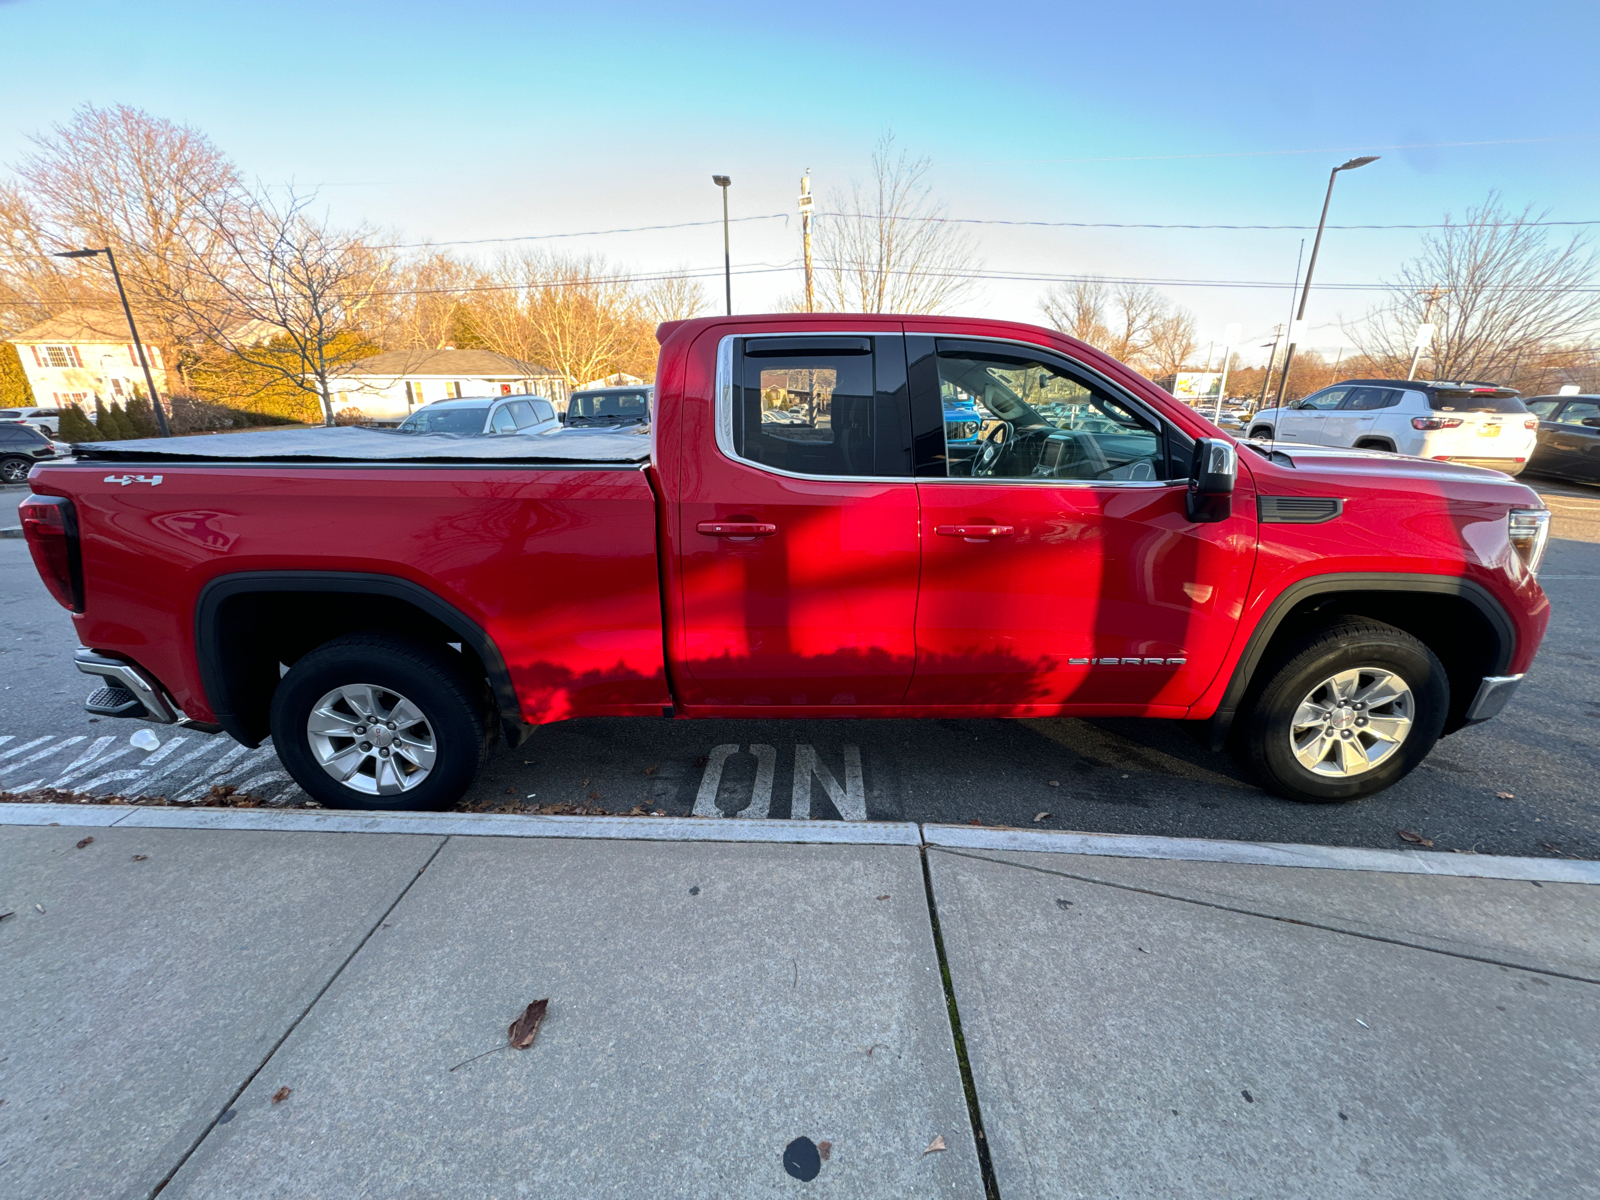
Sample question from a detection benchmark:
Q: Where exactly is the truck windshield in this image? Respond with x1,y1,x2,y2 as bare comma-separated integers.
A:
1429,388,1526,414
398,404,490,433
569,391,649,421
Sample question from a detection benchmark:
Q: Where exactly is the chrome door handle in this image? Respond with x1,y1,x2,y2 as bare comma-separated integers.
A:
935,524,1014,539
697,521,778,537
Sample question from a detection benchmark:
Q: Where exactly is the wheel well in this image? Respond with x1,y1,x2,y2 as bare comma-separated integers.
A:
1218,583,1511,746
1248,424,1273,439
1354,436,1396,451
196,574,528,749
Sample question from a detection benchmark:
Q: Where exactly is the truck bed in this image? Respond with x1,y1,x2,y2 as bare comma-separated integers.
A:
70,426,653,465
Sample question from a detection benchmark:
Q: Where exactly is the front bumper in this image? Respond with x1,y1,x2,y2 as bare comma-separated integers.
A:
1463,674,1523,724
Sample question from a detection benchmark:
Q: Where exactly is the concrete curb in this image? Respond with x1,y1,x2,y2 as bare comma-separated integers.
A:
923,825,1600,885
0,803,924,845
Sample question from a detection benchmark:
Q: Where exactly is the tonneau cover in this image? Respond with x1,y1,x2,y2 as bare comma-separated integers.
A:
68,425,652,465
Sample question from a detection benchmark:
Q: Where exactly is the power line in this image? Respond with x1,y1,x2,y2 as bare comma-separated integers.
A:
377,214,790,251
814,212,1600,232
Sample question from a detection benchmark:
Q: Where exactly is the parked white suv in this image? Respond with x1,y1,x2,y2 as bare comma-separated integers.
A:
0,406,65,438
1247,380,1537,475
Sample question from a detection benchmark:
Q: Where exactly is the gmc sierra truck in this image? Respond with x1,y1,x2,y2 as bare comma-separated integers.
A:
20,314,1552,811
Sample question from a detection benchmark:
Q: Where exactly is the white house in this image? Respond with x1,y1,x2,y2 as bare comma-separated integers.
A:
8,308,169,409
325,349,568,420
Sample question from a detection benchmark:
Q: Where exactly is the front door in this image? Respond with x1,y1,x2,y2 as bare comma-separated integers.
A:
903,335,1255,712
1548,399,1600,478
673,331,921,708
1276,385,1349,445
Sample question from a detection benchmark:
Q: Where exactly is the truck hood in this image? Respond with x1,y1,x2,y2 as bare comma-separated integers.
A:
1246,441,1535,487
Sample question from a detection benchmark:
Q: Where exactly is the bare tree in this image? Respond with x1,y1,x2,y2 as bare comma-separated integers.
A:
1352,192,1600,385
16,105,244,377
814,133,979,314
374,247,482,351
182,186,389,424
0,181,104,334
1040,277,1195,375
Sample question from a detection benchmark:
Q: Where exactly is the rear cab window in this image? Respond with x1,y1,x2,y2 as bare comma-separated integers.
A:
728,335,909,477
1525,399,1560,419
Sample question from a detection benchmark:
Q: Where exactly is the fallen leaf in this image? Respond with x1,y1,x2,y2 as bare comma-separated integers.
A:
1495,791,1514,800
968,818,981,826
922,1135,947,1156
818,1140,832,1161
1033,812,1051,822
1540,842,1561,853
75,837,93,849
509,999,549,1050
271,1086,291,1104
643,764,659,776
587,791,601,801
693,755,708,768
505,788,515,795
876,894,890,901
1397,829,1434,848
132,854,148,861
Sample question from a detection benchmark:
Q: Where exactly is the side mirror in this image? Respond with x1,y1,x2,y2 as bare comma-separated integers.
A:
558,411,568,424
1582,417,1600,429
1187,437,1237,523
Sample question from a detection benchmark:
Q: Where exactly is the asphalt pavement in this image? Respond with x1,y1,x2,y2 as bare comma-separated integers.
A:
1,479,1596,860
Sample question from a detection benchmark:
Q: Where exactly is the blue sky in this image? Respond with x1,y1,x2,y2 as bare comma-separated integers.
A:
3,0,1597,363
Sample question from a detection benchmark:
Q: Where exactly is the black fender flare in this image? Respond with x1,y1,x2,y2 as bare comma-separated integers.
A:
1205,572,1516,749
194,571,528,748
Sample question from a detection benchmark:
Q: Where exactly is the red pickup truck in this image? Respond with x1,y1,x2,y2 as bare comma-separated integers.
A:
20,314,1552,811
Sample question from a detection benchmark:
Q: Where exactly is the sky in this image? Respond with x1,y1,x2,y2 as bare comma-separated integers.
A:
2,0,1597,366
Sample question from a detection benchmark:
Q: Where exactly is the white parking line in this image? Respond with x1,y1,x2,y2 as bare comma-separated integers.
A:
0,729,302,805
693,743,864,820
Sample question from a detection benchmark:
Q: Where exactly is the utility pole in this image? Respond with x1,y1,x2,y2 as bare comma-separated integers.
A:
1274,155,1379,406
712,175,732,315
1407,286,1444,381
799,170,815,313
1212,322,1241,423
1258,326,1284,409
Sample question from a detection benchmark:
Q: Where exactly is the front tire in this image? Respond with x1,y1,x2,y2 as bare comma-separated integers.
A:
270,634,491,810
1248,425,1274,441
1242,620,1447,803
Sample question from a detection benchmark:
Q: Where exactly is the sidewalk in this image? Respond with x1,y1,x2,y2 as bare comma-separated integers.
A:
2,806,1596,1199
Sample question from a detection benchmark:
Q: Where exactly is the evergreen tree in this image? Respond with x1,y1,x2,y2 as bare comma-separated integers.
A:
0,342,37,408
109,402,139,439
124,395,159,437
58,405,100,442
94,398,122,440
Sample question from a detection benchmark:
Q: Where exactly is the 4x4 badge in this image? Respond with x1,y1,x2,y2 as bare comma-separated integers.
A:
103,474,163,486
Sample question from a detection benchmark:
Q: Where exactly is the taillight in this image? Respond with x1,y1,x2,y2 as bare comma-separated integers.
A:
1524,418,1539,430
1508,508,1551,576
19,495,83,612
1412,417,1464,430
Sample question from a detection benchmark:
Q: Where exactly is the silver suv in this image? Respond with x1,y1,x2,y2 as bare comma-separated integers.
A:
1248,380,1537,475
397,395,561,436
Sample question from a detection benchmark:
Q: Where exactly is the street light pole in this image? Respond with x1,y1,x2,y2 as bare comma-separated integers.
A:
712,175,732,315
799,170,815,313
52,246,171,436
1273,155,1379,407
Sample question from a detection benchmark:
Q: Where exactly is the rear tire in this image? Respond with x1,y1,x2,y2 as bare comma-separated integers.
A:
1242,620,1447,803
1248,425,1273,440
0,456,31,483
270,634,492,811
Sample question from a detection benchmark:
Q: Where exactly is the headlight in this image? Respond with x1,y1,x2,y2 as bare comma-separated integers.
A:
1508,508,1550,575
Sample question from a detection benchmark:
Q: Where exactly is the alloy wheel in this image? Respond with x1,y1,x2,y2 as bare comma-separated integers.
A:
1288,667,1414,778
306,682,437,795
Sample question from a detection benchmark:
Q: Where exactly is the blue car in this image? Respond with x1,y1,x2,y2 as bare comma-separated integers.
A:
943,398,983,444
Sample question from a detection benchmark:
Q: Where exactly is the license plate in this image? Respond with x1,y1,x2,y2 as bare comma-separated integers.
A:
1479,424,1500,437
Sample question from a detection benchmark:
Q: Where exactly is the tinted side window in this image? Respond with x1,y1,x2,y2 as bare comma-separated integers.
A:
489,406,517,434
932,342,1166,481
507,400,536,428
733,336,907,477
1525,399,1560,419
531,400,554,423
1301,387,1349,411
1344,386,1401,411
1557,401,1600,425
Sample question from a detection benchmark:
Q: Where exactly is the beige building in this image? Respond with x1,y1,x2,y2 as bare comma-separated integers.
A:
9,308,168,408
326,349,568,421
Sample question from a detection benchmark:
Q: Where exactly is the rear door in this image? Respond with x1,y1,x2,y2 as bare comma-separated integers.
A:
904,335,1255,712
673,332,921,707
1324,385,1398,446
